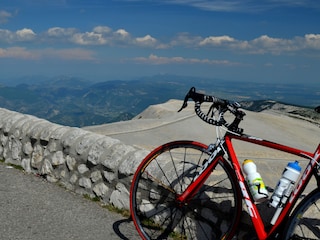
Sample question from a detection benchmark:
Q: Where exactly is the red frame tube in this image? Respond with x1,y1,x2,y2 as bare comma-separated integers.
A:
176,155,221,204
225,133,319,239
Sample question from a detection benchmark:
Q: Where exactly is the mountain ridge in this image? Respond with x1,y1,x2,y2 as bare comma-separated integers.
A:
241,100,320,126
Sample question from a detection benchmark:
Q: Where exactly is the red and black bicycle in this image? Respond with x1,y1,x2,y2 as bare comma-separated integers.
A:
130,87,320,239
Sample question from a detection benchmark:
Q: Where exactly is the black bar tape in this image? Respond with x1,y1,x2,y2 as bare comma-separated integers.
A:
195,102,218,125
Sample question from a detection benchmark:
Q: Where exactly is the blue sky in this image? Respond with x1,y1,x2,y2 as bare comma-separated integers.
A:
1,0,320,85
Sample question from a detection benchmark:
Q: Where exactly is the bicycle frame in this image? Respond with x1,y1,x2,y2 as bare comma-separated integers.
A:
131,87,320,240
224,131,320,239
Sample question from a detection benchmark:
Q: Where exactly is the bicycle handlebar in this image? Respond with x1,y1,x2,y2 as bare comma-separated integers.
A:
179,87,319,133
178,87,245,133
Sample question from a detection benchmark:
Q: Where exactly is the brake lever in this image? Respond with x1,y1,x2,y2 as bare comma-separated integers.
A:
178,97,188,112
178,87,196,112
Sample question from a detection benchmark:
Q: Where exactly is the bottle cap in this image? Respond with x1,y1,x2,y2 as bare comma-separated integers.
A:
288,161,301,171
243,159,253,165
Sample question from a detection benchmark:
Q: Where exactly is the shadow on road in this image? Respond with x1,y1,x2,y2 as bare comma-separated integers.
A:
113,217,139,240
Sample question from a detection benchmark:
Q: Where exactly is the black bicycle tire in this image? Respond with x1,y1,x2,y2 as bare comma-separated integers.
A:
284,188,320,240
130,140,242,240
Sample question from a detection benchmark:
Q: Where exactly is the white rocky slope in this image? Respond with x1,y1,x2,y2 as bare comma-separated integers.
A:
84,99,319,153
84,99,320,191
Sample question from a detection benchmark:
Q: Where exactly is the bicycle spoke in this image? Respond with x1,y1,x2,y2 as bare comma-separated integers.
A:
296,217,320,239
152,157,176,193
130,141,242,239
285,190,320,240
180,148,203,194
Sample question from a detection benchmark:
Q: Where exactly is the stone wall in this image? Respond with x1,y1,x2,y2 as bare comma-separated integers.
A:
0,107,278,238
0,108,148,210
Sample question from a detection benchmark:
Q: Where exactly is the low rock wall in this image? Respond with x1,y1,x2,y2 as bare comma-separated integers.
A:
0,108,148,210
0,107,274,238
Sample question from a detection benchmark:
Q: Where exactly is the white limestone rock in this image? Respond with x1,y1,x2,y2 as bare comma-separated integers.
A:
101,143,136,171
103,171,116,183
79,177,92,189
90,170,102,183
51,151,65,166
31,144,44,169
23,141,33,155
66,155,77,171
21,158,31,173
118,149,148,176
87,137,120,165
41,158,53,175
109,183,130,210
78,164,89,174
93,182,109,197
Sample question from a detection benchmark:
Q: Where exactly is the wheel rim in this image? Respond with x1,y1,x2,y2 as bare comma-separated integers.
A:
286,190,320,240
130,141,241,239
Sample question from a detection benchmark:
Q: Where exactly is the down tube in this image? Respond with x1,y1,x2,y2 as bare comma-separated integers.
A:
269,144,320,234
225,136,268,240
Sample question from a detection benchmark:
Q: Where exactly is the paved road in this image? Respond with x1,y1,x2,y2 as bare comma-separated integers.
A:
2,102,319,240
0,162,140,240
0,154,316,240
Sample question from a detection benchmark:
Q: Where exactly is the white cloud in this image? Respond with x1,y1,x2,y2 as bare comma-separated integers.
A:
71,32,107,45
16,28,36,41
93,26,112,34
0,46,96,61
115,29,129,38
45,26,132,46
0,10,12,24
113,29,131,45
248,35,291,54
247,34,320,54
40,48,96,60
47,27,77,37
126,0,320,13
0,28,36,43
304,34,320,49
0,29,13,42
181,0,250,12
133,54,239,65
176,33,320,55
0,47,38,59
135,35,158,47
0,26,319,57
199,35,236,46
170,32,202,47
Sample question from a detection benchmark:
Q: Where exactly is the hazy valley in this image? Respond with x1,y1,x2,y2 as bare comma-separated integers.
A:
0,75,318,127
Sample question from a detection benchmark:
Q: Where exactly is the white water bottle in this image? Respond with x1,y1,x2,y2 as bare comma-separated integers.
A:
269,161,301,208
243,159,269,202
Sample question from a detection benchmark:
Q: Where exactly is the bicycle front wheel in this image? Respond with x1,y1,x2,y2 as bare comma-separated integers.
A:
130,140,242,240
284,189,320,240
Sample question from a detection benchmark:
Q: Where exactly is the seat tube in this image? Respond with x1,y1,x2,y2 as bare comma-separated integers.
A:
225,135,268,239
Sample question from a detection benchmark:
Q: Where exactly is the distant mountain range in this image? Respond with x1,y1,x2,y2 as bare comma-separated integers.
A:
0,75,318,127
